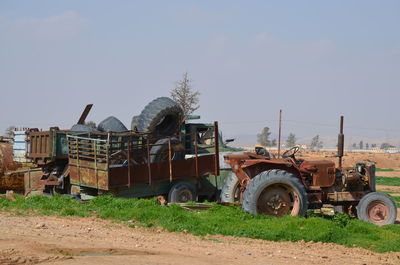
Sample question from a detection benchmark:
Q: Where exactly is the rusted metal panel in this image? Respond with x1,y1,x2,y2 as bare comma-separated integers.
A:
67,124,219,192
24,169,44,196
109,155,216,186
300,160,336,187
27,129,70,165
327,191,366,202
77,104,93,125
307,192,322,204
0,143,25,191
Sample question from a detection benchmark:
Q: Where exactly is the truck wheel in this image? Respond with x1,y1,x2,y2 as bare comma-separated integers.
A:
242,169,308,217
98,116,128,132
168,182,197,203
357,192,397,226
220,172,241,203
150,137,185,163
137,97,183,136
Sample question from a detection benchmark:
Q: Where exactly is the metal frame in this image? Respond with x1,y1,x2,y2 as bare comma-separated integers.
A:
66,122,220,191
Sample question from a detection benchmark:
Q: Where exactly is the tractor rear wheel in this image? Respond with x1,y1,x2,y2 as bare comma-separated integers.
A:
357,192,397,226
242,169,308,217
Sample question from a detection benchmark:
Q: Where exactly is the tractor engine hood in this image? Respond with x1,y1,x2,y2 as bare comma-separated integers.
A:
299,160,336,187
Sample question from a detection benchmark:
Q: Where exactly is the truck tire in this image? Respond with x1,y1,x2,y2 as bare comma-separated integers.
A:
168,181,197,203
357,192,397,226
131,115,139,131
137,97,183,136
220,172,241,203
150,137,185,163
97,116,128,132
242,169,308,217
71,124,99,133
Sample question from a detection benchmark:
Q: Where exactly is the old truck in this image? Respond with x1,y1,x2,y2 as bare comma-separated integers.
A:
23,98,225,202
221,117,397,226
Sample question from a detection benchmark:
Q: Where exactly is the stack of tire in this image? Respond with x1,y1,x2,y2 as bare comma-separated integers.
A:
70,97,185,163
133,97,185,163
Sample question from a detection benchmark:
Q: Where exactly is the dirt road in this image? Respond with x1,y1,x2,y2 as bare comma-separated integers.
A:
0,213,399,265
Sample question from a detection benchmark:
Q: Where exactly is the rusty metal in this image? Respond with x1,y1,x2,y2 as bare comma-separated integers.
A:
214,121,220,177
277,109,282,157
299,160,336,187
338,116,344,169
77,104,93,125
327,191,366,202
367,201,389,224
66,124,220,191
194,133,199,177
146,138,152,185
27,128,69,165
0,143,24,191
24,168,44,196
127,140,131,187
168,138,172,182
257,183,300,217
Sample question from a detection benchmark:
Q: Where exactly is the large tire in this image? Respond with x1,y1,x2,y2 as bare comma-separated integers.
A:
220,172,241,203
97,116,127,132
137,97,183,137
150,137,185,163
357,192,397,226
242,169,308,217
70,124,99,133
131,115,139,131
168,182,197,203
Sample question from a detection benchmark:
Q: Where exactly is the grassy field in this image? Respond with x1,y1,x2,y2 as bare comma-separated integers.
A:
376,168,396,172
376,176,400,186
1,194,400,253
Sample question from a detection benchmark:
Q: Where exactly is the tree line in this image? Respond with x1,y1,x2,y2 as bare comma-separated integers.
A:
257,127,323,150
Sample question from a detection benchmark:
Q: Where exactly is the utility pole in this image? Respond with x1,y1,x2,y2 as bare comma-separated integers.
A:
278,109,282,157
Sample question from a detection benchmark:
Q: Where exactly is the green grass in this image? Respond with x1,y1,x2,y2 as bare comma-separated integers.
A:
1,195,400,253
379,191,400,207
376,168,396,172
376,176,400,186
391,196,400,207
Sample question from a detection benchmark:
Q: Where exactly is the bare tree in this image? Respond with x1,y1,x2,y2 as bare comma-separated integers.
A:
4,126,16,137
170,72,200,118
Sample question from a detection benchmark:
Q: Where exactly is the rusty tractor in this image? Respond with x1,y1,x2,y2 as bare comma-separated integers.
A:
222,117,397,226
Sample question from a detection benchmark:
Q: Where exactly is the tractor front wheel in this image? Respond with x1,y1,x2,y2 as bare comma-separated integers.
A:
357,192,397,226
242,169,308,217
220,172,241,203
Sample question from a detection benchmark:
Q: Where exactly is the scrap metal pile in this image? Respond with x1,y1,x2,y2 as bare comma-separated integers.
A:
0,99,398,226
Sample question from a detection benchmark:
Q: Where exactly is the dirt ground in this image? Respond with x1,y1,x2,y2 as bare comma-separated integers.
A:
1,149,400,264
0,213,399,265
297,151,400,169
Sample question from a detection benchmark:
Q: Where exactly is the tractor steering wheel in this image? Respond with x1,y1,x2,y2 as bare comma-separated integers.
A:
282,146,300,159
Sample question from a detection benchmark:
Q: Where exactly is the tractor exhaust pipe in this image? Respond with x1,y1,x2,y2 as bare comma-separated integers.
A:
338,116,344,169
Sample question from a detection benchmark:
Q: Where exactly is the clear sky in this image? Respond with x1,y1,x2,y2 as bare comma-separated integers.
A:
1,1,399,143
